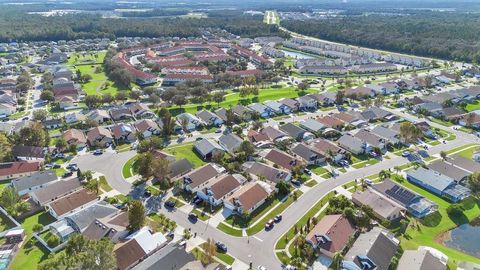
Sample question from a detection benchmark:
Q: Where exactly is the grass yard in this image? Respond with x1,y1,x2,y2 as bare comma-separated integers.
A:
430,117,454,127
304,179,317,187
307,165,328,175
446,144,479,155
168,86,317,116
98,176,112,192
199,243,236,265
164,143,206,168
191,209,210,221
246,190,303,236
166,197,185,208
216,222,243,237
452,144,479,159
352,158,380,169
54,167,66,177
465,100,480,112
122,155,139,179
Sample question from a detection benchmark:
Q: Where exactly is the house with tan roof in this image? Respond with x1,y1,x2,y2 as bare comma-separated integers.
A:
129,103,155,119
134,119,160,139
352,188,406,221
196,174,247,206
46,188,99,219
224,181,273,215
316,116,345,130
242,161,291,184
261,148,302,170
86,126,113,148
110,123,136,142
63,129,87,149
181,163,225,193
312,139,346,162
306,214,356,258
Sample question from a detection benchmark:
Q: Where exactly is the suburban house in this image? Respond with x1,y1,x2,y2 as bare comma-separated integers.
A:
427,160,470,183
372,179,438,218
110,107,134,121
333,112,366,128
11,170,57,196
343,227,399,270
312,139,346,162
316,116,345,130
354,129,387,153
306,214,356,258
337,134,366,155
262,148,301,170
299,119,326,133
46,188,99,219
63,129,87,149
247,103,273,118
371,125,402,146
167,159,194,179
279,123,314,141
224,181,273,215
196,174,247,206
352,188,406,221
182,163,225,193
290,143,326,165
0,161,41,181
86,127,114,148
134,119,160,139
243,161,291,184
196,110,223,127
218,133,243,154
129,103,155,119
176,113,202,131
42,118,62,130
111,123,136,142
264,100,291,115
406,168,470,203
83,211,129,243
87,109,111,124
279,98,299,112
397,248,447,270
260,126,289,143
232,105,253,121
297,95,317,110
30,178,83,207
65,111,86,124
194,138,225,160
345,86,375,100
12,145,46,161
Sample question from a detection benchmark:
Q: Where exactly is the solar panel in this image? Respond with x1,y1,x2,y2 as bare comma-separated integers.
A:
385,185,415,205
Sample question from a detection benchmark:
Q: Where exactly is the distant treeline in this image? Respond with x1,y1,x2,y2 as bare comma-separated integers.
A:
282,12,480,63
0,9,286,42
120,9,189,18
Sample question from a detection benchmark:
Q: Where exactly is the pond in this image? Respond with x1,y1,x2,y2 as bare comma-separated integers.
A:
281,50,317,59
443,222,480,258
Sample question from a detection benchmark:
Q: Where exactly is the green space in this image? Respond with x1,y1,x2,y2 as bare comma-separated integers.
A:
54,167,66,177
246,190,303,236
122,155,139,179
0,179,11,192
304,179,317,187
98,176,112,192
445,144,479,155
452,144,479,159
465,100,480,112
216,222,243,237
352,158,380,169
0,212,15,231
191,209,210,221
200,243,235,265
164,143,206,168
168,86,317,116
390,175,480,268
430,117,454,127
307,165,328,175
148,213,177,233
166,197,185,208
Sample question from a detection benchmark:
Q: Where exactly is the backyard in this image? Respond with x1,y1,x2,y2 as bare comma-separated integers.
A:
164,143,206,168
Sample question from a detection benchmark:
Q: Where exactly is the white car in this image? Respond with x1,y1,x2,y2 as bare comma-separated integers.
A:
257,266,267,270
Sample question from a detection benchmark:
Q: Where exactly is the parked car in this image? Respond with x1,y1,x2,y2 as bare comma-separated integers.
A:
274,215,282,223
188,213,198,221
303,168,312,175
164,201,176,208
291,179,301,187
93,149,103,155
62,171,73,178
215,129,222,133
402,151,411,157
257,266,267,270
216,241,227,252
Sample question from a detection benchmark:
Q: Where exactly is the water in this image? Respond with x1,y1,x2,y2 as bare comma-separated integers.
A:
443,223,480,258
281,50,316,59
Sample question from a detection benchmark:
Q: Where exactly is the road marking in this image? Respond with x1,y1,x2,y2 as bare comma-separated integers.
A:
253,236,263,242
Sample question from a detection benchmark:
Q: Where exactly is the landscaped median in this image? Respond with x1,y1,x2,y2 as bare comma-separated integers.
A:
122,155,138,179
216,222,243,237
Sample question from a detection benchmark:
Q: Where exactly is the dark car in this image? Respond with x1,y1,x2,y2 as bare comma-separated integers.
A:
164,201,176,208
291,179,301,187
188,213,198,221
216,241,227,252
274,215,282,223
62,171,73,178
93,149,103,155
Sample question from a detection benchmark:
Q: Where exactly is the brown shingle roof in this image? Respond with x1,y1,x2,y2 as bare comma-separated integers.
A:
306,214,355,254
208,174,243,200
48,188,98,217
115,239,146,270
264,149,300,170
227,182,270,212
184,164,221,189
0,161,40,177
63,129,87,144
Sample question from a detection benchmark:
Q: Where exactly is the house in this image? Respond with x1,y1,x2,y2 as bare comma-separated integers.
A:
352,188,406,221
262,148,301,170
337,134,366,155
181,163,225,193
196,174,246,206
437,107,465,121
129,103,155,119
297,95,317,110
83,211,129,243
248,103,273,118
371,125,402,146
290,143,326,165
414,121,436,138
114,227,167,270
333,112,366,128
109,107,134,121
11,170,58,196
371,179,437,218
196,110,223,127
343,227,399,270
87,109,111,124
317,116,345,130
0,161,41,181
427,160,470,183
30,178,82,206
306,214,356,258
279,123,314,141
194,138,224,160
168,159,194,179
243,161,291,184
64,201,118,234
312,139,346,162
458,113,480,129
406,168,470,203
414,102,443,114
397,249,446,270
218,133,243,154
86,127,113,148
264,100,291,115
354,129,386,152
12,145,46,161
260,126,289,143
58,96,75,109
63,129,87,149
224,181,273,215
176,113,202,131
111,123,136,142
299,119,326,133
360,107,393,122
65,111,86,124
134,119,160,139
46,188,99,219
232,105,252,121
312,92,338,106
345,86,375,100
279,98,299,112
42,118,62,130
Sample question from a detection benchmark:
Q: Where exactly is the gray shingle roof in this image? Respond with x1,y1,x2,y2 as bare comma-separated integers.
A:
218,133,243,153
12,170,57,192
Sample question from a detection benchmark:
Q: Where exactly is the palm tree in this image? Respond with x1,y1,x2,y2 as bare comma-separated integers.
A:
379,170,391,181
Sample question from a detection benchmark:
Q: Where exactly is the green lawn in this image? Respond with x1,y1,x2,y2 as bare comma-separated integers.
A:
304,179,317,187
168,86,317,116
164,143,206,168
166,197,185,208
122,155,138,179
391,175,480,267
98,176,112,192
200,243,236,265
465,100,480,112
54,167,66,177
191,209,210,221
352,158,380,169
430,117,454,127
452,144,479,159
307,165,328,175
246,190,303,236
446,144,479,155
216,222,243,237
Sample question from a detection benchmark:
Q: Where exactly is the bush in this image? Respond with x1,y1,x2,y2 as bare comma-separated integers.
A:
47,234,61,248
32,224,44,233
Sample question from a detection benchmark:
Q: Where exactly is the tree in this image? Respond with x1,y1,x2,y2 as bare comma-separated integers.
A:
159,108,174,137
0,133,12,162
136,152,154,178
440,151,447,160
379,169,391,181
335,91,345,104
40,90,55,102
85,178,100,194
204,238,217,264
16,122,49,147
172,95,186,107
468,172,480,195
373,95,385,107
399,122,422,144
32,109,48,121
85,95,102,108
332,252,344,270
276,181,290,196
32,224,44,233
152,157,170,188
212,92,225,107
128,200,145,232
55,138,68,151
297,81,309,93
225,108,235,127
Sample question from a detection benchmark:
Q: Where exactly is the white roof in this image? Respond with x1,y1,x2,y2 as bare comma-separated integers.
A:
128,226,167,254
